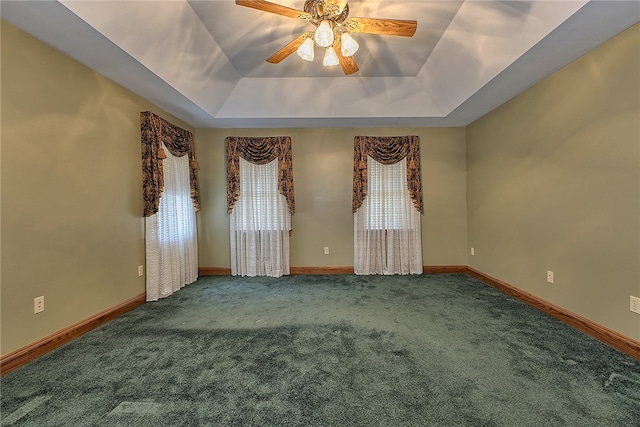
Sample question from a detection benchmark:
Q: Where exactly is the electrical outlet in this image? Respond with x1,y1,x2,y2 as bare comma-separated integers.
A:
323,246,330,255
138,265,144,277
34,296,44,314
470,247,475,256
547,270,554,284
630,296,640,314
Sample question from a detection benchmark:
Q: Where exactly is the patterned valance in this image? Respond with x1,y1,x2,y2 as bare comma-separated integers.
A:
353,135,423,213
226,136,295,215
141,111,200,217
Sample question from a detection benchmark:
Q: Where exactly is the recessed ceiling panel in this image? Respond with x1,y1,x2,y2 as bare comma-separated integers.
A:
2,0,638,128
189,0,463,78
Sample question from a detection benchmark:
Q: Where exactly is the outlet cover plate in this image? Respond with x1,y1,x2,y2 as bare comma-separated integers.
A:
34,296,44,314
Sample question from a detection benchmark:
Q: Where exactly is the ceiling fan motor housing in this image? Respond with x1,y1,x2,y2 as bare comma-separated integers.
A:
303,0,350,26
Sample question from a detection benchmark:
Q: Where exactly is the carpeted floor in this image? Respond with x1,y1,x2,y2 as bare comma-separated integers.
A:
1,273,639,426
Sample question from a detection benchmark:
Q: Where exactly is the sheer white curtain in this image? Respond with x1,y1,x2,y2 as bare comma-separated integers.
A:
146,144,198,301
354,156,422,275
230,157,291,277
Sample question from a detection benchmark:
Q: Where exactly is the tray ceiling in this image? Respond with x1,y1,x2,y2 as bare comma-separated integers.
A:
2,1,638,128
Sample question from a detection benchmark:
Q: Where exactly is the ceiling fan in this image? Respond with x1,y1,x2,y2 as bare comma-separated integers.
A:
236,0,417,75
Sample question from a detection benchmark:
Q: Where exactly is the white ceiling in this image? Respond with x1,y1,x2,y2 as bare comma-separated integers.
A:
2,0,639,128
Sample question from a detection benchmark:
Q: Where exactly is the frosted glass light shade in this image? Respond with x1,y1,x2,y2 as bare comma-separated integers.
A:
314,21,334,47
297,37,315,61
323,46,339,66
340,33,359,57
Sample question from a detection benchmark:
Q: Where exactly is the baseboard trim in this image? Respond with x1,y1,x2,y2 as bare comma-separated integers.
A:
199,266,356,276
423,265,467,274
0,293,146,376
466,267,640,360
199,266,467,276
199,267,231,276
290,266,355,275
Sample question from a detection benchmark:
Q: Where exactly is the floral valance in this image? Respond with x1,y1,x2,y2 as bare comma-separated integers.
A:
141,111,200,217
226,136,295,215
353,135,423,213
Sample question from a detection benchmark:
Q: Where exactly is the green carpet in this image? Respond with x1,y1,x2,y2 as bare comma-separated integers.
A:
1,274,639,426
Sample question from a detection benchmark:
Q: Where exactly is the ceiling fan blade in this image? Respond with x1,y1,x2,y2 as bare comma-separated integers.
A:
335,38,359,75
266,33,309,64
236,0,312,21
346,17,417,37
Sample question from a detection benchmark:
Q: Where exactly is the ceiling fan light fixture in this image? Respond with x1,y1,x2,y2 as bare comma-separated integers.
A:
323,46,339,66
340,32,359,57
314,20,334,47
297,37,315,61
235,0,417,75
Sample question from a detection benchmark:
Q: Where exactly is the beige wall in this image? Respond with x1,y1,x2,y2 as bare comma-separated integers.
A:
1,22,193,355
466,24,640,340
196,128,468,268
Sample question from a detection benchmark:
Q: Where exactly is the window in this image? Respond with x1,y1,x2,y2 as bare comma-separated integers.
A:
234,158,290,232
353,136,423,275
365,157,416,231
226,136,294,278
141,110,199,302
